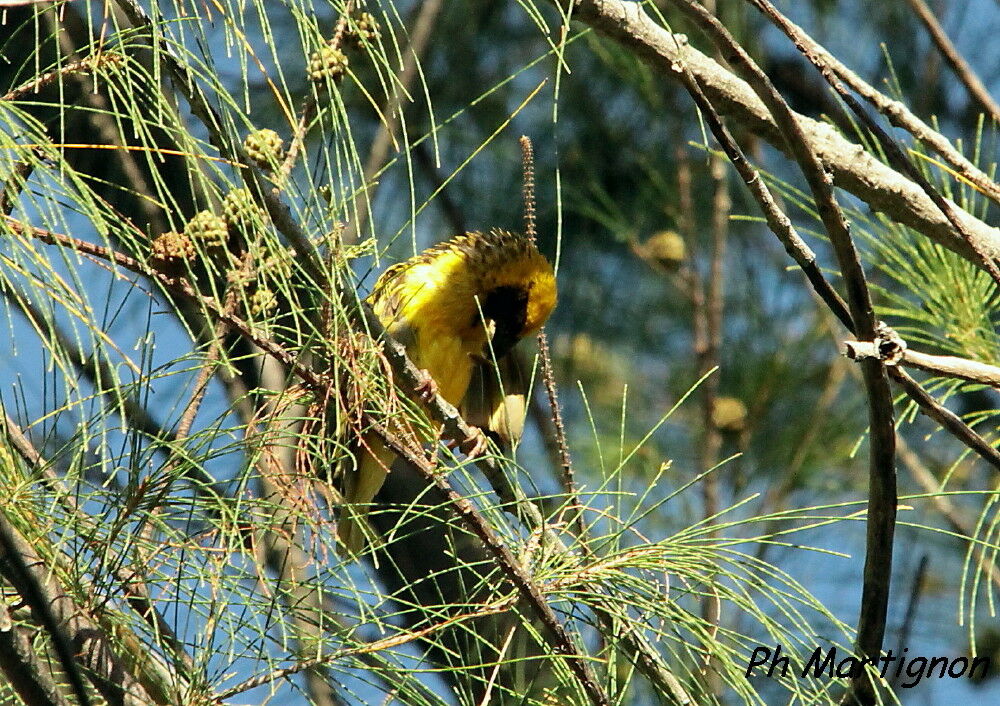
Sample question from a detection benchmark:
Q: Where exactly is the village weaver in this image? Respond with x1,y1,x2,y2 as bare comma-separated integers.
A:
337,228,557,554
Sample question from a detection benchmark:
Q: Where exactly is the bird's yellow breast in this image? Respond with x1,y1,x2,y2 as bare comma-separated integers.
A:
370,230,556,407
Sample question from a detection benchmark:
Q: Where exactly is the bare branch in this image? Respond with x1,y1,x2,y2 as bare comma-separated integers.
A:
756,8,1000,204
561,0,1000,269
890,368,1000,470
845,341,1000,388
744,0,1000,290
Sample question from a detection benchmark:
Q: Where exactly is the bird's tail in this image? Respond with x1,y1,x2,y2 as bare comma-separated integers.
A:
337,436,395,556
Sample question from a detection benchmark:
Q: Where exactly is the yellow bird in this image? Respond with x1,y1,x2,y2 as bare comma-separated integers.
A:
337,229,557,554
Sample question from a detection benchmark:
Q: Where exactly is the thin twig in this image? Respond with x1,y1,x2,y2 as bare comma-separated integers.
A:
174,330,225,440
174,255,254,440
537,330,584,535
527,374,571,479
518,135,583,534
889,553,928,691
1,53,122,101
888,368,1000,469
676,56,856,329
903,0,1000,124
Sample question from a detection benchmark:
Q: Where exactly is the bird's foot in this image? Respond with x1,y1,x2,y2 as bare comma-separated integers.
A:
447,426,489,458
414,369,439,403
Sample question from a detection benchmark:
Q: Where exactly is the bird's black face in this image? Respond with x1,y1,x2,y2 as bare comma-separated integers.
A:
479,285,529,360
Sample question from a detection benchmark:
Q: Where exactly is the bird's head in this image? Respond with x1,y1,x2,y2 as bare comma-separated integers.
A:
471,230,556,360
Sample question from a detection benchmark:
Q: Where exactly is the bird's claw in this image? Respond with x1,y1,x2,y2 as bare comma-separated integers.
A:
447,426,488,458
414,369,439,403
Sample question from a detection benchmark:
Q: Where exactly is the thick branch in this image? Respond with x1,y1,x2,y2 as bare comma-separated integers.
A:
744,0,1000,290
0,601,74,706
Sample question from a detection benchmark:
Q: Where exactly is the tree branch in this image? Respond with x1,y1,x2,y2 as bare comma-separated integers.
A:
756,6,1000,205
561,0,1000,268
9,213,692,705
0,582,75,706
744,0,1000,290
662,5,896,703
0,507,152,706
845,341,1000,389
